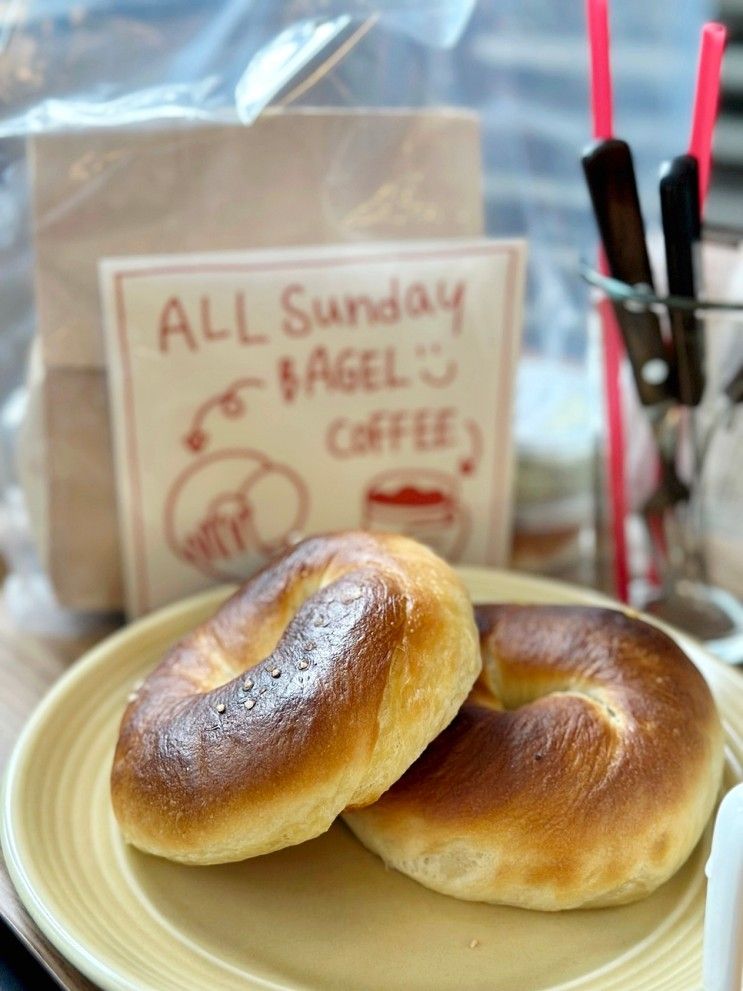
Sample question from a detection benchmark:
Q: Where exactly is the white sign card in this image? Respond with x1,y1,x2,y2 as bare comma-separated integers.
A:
100,239,526,615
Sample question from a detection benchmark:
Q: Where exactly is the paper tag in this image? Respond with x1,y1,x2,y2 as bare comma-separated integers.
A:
100,239,525,615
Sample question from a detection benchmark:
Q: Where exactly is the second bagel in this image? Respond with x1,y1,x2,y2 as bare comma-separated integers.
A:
344,604,724,910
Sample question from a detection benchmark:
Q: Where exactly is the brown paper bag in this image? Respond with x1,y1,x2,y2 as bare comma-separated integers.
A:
22,109,483,609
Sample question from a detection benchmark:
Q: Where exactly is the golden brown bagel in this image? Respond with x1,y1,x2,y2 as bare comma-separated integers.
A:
344,604,724,910
110,532,480,864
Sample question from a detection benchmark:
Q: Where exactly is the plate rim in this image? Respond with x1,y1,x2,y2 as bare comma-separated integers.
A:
1,568,740,991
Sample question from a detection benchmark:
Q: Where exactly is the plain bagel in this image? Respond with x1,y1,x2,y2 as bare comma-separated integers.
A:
344,604,725,910
110,532,480,864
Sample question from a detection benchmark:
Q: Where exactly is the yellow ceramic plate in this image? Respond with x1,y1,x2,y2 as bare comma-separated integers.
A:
2,569,742,991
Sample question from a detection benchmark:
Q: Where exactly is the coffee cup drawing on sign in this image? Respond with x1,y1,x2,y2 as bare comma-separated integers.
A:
362,468,470,562
165,379,309,582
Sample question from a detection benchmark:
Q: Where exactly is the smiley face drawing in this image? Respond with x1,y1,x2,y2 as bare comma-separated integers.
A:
164,449,309,582
415,343,458,388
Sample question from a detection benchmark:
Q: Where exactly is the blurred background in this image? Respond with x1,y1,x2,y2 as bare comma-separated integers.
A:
0,0,741,618
707,0,743,231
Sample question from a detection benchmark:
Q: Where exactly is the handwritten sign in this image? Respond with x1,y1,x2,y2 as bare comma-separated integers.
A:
100,240,526,615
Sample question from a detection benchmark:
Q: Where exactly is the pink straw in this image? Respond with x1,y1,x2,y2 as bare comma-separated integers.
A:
586,0,630,602
598,286,630,601
587,0,614,140
689,22,727,211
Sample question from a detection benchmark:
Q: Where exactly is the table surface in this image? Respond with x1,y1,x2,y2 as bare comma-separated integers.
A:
1,583,741,991
0,594,117,991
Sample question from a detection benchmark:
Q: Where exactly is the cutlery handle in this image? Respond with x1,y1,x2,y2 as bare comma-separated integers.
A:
582,139,675,407
724,363,743,404
660,155,704,405
704,783,743,991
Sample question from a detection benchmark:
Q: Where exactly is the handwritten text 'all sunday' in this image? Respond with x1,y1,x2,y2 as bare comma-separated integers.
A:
156,277,468,353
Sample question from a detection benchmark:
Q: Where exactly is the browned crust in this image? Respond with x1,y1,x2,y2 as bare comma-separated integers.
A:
110,532,479,861
389,605,719,821
345,604,724,908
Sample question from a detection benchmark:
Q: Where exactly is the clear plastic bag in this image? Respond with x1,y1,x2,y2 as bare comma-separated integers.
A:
0,0,710,619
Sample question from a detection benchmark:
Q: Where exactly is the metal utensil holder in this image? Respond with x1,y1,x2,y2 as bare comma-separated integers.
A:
583,263,743,662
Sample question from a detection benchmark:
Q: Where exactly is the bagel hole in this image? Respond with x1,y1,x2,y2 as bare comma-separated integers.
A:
207,568,339,688
480,650,621,723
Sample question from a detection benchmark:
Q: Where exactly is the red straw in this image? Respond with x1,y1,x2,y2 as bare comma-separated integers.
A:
597,290,630,601
689,22,727,211
586,0,630,602
587,0,614,140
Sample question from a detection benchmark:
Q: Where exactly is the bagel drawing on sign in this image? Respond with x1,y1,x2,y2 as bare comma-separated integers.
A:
164,380,309,581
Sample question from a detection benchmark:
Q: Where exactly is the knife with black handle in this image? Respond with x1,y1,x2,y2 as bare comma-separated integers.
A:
660,154,704,406
582,138,676,407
